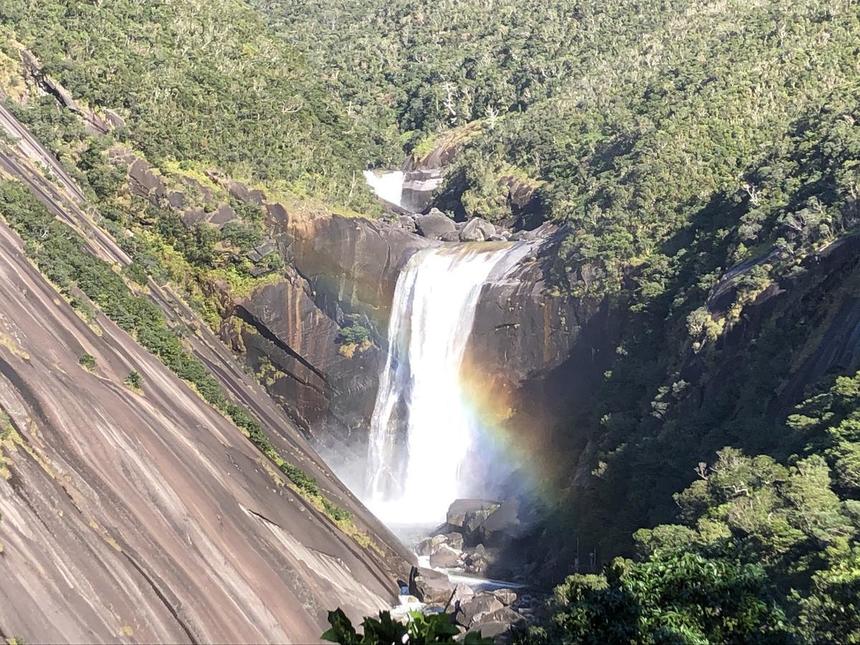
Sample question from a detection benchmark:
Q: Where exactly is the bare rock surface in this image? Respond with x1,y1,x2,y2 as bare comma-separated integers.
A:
460,217,496,242
429,544,463,569
416,209,457,240
459,594,504,627
0,220,401,641
410,566,453,604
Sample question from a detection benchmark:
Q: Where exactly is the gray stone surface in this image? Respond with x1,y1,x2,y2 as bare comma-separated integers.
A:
416,209,456,239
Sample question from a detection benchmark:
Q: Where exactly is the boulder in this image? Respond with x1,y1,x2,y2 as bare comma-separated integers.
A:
127,158,166,199
447,499,500,530
464,555,488,575
492,589,517,606
416,209,456,239
416,534,448,556
472,607,525,635
103,109,126,130
464,544,489,574
410,567,453,604
397,215,418,233
209,204,238,227
444,532,465,550
440,230,460,242
481,499,523,542
466,621,510,640
429,544,462,569
451,583,475,607
167,191,186,209
458,593,504,627
460,218,496,242
227,180,266,205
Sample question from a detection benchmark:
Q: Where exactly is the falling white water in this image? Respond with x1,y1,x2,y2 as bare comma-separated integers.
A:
363,169,405,207
365,243,531,526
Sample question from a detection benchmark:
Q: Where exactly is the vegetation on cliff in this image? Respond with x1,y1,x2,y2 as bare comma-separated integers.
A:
516,373,860,642
0,180,354,528
0,0,380,211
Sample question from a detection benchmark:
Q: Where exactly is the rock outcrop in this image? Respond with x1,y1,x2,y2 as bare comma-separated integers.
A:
0,214,403,643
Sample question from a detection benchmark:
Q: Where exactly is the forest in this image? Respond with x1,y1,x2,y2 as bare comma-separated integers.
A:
0,0,857,642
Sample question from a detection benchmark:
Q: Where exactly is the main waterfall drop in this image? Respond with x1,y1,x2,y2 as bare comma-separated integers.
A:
366,243,531,525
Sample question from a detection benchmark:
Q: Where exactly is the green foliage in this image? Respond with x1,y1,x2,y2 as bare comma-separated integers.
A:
322,608,493,645
4,0,379,210
259,0,859,297
521,552,791,645
521,373,860,644
338,321,371,346
78,353,96,371
259,0,587,152
789,372,860,496
124,370,143,390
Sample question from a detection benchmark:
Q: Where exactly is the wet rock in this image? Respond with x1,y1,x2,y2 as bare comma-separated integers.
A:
451,583,475,607
460,218,496,242
416,209,456,239
440,230,461,242
430,544,462,569
463,544,490,574
464,555,489,575
481,499,523,542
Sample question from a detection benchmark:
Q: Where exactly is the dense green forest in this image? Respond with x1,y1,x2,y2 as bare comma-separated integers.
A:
259,1,860,641
1,0,857,641
0,0,381,211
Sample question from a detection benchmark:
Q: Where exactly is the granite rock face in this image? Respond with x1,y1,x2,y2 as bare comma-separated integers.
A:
0,105,412,642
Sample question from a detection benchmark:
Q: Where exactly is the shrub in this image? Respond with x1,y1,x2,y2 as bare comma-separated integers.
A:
78,353,97,371
124,370,143,390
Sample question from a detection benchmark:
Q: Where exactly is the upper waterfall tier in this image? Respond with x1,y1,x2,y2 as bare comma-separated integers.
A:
363,169,405,208
365,243,531,525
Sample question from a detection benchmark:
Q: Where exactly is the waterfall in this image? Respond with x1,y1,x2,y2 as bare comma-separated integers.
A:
366,243,531,525
363,170,405,207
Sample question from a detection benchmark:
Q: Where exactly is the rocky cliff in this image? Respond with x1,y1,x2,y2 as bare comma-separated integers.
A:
0,102,412,642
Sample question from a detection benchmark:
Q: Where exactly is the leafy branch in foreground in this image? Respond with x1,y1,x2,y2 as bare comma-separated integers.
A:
322,608,493,645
